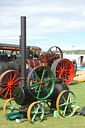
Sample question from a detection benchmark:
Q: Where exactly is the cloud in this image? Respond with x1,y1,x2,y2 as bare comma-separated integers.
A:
40,18,60,28
0,0,85,50
83,11,85,16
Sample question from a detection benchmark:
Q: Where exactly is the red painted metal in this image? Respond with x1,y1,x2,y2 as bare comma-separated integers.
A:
40,81,43,85
0,70,21,99
26,58,48,68
55,59,74,85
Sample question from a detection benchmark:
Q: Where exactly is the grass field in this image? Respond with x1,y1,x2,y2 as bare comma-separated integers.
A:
0,82,85,128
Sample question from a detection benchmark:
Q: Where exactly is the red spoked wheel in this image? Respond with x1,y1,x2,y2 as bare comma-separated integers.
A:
51,58,74,85
0,70,21,99
47,46,63,66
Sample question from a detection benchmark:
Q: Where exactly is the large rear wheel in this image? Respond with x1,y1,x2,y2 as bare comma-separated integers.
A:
51,58,74,85
47,46,63,66
0,70,21,99
27,66,55,100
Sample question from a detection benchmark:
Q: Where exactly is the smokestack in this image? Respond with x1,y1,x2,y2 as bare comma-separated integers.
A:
20,16,26,87
19,35,21,54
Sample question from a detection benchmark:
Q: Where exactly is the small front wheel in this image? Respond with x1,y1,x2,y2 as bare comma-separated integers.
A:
3,98,20,116
56,90,77,117
27,101,44,123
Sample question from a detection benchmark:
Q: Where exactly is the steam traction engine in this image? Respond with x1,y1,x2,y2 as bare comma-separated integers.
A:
3,17,77,123
0,45,74,99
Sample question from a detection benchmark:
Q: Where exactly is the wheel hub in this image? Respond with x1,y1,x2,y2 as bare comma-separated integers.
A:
8,82,13,88
60,70,66,76
40,81,43,85
62,70,66,75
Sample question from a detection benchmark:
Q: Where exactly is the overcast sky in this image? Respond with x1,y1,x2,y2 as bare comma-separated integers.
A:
0,0,85,51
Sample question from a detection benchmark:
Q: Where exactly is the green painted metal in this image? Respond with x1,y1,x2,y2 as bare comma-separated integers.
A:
5,99,20,115
58,90,77,117
27,66,55,100
30,101,44,123
6,112,26,120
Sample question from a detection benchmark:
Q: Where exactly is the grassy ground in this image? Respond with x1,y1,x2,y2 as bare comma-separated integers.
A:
0,82,85,128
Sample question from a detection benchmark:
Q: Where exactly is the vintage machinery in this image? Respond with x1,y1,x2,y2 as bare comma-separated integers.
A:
3,17,77,123
0,42,74,99
3,66,77,123
0,45,74,99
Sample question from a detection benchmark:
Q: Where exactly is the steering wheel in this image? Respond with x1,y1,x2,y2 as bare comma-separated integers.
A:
47,46,63,66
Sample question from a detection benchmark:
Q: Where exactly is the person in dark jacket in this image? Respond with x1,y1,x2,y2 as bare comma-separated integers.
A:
26,64,36,80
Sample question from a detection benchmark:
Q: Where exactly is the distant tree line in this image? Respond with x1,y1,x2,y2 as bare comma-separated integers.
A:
41,50,85,54
62,50,85,54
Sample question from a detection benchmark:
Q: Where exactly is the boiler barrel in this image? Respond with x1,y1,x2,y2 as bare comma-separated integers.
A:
14,82,69,106
14,86,36,105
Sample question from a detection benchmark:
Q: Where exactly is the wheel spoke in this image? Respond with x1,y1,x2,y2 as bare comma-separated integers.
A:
0,84,8,87
32,113,37,122
9,100,12,107
12,102,17,108
4,88,10,98
50,49,54,55
41,68,46,80
2,79,8,84
65,69,70,72
63,104,68,116
5,74,9,82
34,71,40,81
43,84,49,94
62,95,67,102
13,83,20,85
56,53,62,58
66,93,71,103
63,93,71,116
31,111,37,114
30,82,40,87
8,109,13,113
57,64,62,71
11,87,14,92
65,65,70,70
10,71,12,81
59,102,68,107
56,72,60,76
67,105,72,113
12,73,17,82
49,55,55,60
12,77,21,84
1,87,8,93
68,101,76,104
37,85,41,98
64,63,69,69
64,73,70,77
43,77,53,83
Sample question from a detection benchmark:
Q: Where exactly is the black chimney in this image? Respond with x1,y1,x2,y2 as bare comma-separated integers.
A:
20,16,26,87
